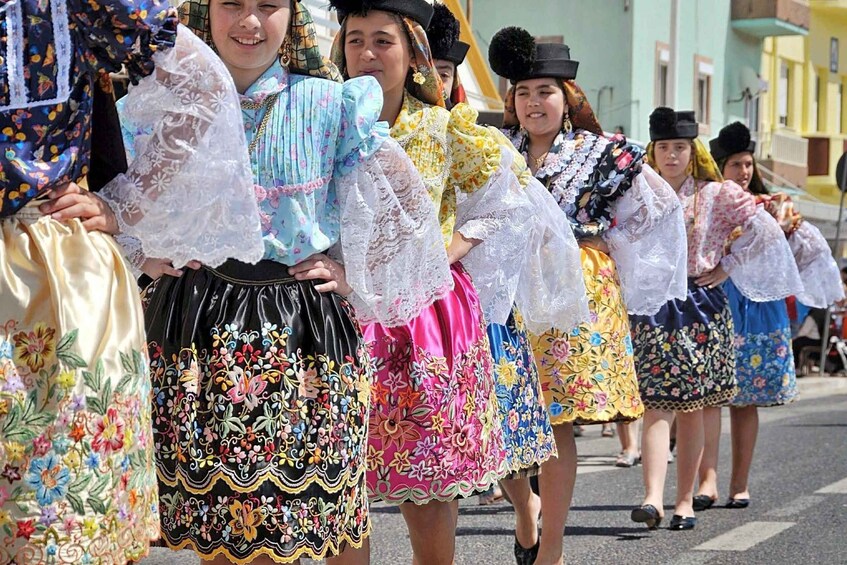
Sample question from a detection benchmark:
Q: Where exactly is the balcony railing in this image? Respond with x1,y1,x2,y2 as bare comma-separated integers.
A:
757,129,810,167
731,0,810,36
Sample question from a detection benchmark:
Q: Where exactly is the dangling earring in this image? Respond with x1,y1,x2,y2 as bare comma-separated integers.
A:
563,112,573,133
281,37,292,67
412,70,426,85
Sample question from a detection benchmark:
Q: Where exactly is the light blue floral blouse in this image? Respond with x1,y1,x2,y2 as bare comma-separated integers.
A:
121,61,386,265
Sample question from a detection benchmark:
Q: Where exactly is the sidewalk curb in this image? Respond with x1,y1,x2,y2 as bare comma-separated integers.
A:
796,376,847,399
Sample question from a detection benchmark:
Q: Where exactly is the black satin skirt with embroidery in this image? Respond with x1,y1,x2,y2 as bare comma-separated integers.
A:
144,259,371,563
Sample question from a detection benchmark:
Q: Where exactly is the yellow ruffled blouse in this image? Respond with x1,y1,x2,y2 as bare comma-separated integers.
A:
390,92,505,243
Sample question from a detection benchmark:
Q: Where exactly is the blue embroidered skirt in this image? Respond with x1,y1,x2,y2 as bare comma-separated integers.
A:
724,279,797,407
487,309,556,478
631,280,738,412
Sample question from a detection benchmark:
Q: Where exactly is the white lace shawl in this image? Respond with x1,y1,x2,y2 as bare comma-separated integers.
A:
100,25,264,269
721,207,803,302
515,176,589,333
604,164,688,315
337,138,453,327
455,147,535,326
789,221,845,308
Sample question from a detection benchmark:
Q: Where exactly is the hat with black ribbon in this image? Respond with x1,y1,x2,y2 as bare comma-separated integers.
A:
488,26,578,83
428,3,469,65
709,121,756,161
649,107,699,141
330,0,434,28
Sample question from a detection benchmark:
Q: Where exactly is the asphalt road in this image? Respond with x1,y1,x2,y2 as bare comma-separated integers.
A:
141,381,847,565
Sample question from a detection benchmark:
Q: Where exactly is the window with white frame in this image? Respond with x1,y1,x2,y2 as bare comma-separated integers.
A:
778,61,791,127
694,55,713,132
655,42,670,107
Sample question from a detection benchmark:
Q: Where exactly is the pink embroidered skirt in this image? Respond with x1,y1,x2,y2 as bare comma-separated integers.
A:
364,263,507,504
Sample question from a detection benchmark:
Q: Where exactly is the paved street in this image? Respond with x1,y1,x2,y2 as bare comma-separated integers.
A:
141,378,847,565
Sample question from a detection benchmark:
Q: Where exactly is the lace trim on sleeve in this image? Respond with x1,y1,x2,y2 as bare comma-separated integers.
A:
338,138,453,327
455,147,535,325
515,176,590,334
721,206,803,302
100,26,264,269
604,164,688,315
113,233,145,279
790,220,845,308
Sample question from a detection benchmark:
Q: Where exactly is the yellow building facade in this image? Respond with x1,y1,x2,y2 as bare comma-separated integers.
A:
760,0,847,205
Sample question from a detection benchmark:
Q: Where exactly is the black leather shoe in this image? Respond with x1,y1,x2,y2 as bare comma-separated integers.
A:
630,504,663,530
669,514,697,530
693,495,716,511
725,497,750,509
514,537,539,565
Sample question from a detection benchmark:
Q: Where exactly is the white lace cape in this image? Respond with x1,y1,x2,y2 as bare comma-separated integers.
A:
454,147,532,325
604,164,688,315
515,176,589,334
337,138,453,327
790,221,845,308
100,25,264,269
721,207,803,302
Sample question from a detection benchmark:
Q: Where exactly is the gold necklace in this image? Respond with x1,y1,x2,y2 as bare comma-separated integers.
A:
527,148,549,169
242,92,281,153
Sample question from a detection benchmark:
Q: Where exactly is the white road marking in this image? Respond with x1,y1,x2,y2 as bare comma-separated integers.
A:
816,476,847,494
692,521,795,552
766,494,826,517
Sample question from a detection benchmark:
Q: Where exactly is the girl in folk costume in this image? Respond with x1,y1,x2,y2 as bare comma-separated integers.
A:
489,27,687,565
427,3,470,109
126,0,451,563
691,122,844,511
0,0,262,561
330,3,587,563
630,108,802,531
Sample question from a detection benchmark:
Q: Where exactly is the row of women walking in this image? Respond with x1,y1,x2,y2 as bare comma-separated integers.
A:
1,0,842,564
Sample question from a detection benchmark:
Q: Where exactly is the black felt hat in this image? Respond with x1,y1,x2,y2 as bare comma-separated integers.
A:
428,3,469,65
329,0,434,28
649,107,699,141
709,122,756,161
488,26,579,83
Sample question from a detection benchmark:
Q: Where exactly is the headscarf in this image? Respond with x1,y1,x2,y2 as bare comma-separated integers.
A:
646,137,723,183
330,12,445,107
179,0,342,81
502,77,603,136
444,68,466,109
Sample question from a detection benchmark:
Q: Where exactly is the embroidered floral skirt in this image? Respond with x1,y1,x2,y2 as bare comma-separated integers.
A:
631,279,739,412
144,259,371,563
0,209,158,565
530,247,643,426
364,263,507,505
724,280,797,407
487,309,556,478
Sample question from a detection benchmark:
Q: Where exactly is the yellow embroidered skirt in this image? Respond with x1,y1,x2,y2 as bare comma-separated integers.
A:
0,208,158,564
531,247,643,426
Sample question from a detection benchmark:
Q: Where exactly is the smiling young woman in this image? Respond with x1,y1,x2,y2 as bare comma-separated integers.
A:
489,27,688,565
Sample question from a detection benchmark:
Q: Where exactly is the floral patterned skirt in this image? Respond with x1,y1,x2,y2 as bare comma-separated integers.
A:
0,209,158,565
530,247,643,426
724,280,797,407
487,310,556,478
631,279,739,412
364,263,507,505
144,259,371,563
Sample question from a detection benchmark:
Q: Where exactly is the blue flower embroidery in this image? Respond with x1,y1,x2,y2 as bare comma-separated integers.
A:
25,454,71,506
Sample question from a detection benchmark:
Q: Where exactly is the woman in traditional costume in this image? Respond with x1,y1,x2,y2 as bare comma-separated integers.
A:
329,3,587,563
488,27,688,564
0,1,258,562
121,0,451,562
691,122,844,511
427,3,470,110
630,108,802,531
